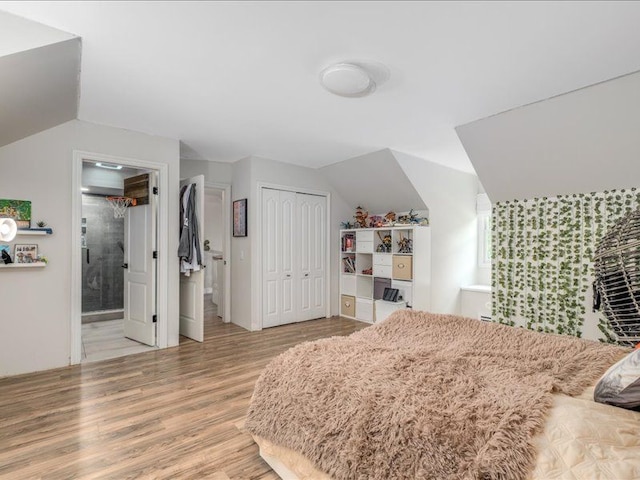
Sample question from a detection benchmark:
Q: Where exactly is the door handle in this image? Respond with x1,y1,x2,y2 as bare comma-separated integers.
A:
286,274,291,277
122,263,128,269
304,273,309,277
86,248,90,264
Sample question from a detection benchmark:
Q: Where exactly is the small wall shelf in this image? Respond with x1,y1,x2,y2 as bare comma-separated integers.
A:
0,262,47,269
17,228,53,236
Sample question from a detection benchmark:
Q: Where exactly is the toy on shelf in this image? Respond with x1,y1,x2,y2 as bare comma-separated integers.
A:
384,211,396,226
369,215,384,228
354,206,369,228
397,232,413,253
376,231,392,252
361,267,373,275
341,221,354,229
395,209,429,226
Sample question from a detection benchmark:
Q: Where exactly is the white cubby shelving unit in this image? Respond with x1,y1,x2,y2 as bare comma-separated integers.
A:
339,226,431,323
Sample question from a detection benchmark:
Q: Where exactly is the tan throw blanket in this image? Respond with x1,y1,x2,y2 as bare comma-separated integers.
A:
246,311,628,480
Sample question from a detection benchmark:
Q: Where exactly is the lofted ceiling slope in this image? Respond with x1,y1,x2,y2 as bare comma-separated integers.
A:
3,2,640,172
456,71,640,203
320,149,427,216
0,10,79,148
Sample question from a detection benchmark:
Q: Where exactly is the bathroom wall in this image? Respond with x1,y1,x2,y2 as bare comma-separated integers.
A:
81,194,124,313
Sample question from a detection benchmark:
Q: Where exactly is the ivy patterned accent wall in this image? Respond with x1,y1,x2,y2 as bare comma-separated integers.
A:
492,188,640,342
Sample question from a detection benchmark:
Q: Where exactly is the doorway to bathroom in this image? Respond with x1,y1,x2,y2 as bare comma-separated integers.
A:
203,183,230,323
79,160,158,362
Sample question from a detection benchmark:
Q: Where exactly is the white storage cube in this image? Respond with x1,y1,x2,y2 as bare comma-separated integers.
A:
341,275,356,296
373,264,392,278
392,280,412,307
373,254,392,266
357,241,374,253
356,298,374,323
356,230,374,242
375,300,407,323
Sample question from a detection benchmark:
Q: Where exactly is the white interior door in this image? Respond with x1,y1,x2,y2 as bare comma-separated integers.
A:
123,174,157,346
179,175,205,342
262,189,297,327
298,193,327,321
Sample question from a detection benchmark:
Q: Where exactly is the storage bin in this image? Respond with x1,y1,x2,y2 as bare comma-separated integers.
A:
341,295,355,317
392,255,413,280
373,277,392,300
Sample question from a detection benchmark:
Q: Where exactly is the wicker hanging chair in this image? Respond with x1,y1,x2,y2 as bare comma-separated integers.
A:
594,208,640,345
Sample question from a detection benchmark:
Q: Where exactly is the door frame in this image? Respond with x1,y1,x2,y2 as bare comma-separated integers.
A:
204,181,232,323
255,182,331,331
70,151,169,364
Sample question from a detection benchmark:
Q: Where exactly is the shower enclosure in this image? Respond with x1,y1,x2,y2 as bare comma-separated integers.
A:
81,194,125,320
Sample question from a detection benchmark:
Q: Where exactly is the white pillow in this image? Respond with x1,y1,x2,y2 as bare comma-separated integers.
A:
594,348,640,411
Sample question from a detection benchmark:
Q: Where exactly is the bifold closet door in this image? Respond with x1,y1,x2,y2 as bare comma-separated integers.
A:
262,189,327,328
262,189,297,328
298,193,326,321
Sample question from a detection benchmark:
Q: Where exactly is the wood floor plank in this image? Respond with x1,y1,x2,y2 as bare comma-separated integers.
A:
0,309,367,479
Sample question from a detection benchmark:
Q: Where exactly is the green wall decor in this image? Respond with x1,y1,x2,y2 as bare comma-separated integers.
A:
492,188,640,342
0,199,31,229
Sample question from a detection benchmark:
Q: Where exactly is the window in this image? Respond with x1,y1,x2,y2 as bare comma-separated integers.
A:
477,194,492,268
478,213,491,268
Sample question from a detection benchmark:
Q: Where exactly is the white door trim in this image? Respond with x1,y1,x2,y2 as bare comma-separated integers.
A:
71,150,169,364
204,181,232,323
255,182,331,331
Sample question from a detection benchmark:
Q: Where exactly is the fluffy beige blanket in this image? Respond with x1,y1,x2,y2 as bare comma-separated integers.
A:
246,311,627,480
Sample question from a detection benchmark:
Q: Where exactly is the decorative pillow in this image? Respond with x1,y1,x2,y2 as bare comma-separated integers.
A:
594,349,640,411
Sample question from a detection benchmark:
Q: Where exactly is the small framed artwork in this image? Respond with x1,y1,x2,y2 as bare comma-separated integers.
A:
14,244,38,264
382,287,400,302
233,198,247,237
0,199,31,229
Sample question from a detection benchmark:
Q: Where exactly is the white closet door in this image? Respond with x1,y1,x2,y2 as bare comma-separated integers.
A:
279,190,297,325
298,193,326,321
262,189,297,327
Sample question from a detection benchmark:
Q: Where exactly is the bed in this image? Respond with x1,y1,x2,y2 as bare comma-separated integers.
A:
245,311,640,480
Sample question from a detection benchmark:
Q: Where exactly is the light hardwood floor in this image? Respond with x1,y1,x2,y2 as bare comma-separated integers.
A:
82,319,157,363
0,302,367,479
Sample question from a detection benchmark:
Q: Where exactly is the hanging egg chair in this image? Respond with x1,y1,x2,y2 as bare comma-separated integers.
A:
593,208,640,346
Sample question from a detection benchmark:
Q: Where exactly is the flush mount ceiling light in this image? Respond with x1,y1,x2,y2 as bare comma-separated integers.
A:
320,63,375,97
0,217,17,242
95,162,122,170
319,61,390,98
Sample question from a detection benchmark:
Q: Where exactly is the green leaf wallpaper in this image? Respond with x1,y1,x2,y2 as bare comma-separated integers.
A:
492,188,640,342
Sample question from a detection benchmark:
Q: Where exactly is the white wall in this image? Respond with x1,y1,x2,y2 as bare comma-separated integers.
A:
182,155,351,331
230,156,253,330
0,119,180,376
180,159,232,184
393,151,479,314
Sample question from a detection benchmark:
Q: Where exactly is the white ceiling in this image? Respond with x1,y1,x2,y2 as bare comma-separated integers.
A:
3,1,640,173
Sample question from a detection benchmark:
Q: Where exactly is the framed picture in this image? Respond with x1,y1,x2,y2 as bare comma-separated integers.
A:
0,244,10,264
233,199,248,237
0,199,31,229
14,244,38,264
